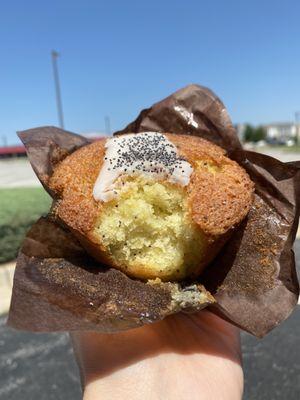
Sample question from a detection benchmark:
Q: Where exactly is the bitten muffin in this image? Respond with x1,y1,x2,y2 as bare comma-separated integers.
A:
49,132,254,281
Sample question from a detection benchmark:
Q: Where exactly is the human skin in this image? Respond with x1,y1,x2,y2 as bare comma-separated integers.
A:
71,311,244,400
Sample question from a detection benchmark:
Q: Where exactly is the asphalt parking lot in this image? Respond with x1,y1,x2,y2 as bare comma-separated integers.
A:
1,310,300,400
0,240,299,400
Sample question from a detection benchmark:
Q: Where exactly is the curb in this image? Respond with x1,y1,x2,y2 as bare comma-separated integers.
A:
0,261,15,315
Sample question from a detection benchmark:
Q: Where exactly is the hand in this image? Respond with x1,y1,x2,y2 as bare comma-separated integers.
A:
71,310,243,400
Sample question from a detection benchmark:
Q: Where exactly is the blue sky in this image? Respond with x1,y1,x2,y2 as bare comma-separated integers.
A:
1,0,300,144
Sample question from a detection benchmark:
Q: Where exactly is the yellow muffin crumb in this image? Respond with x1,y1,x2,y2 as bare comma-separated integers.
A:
93,176,206,281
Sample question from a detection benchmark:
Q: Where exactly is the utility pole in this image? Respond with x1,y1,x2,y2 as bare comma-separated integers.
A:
105,116,111,135
295,112,300,145
51,50,64,129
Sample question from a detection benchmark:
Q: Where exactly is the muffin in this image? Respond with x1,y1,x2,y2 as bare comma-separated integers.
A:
49,132,254,281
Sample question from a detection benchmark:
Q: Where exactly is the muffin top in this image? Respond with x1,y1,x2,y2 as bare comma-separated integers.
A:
50,132,254,238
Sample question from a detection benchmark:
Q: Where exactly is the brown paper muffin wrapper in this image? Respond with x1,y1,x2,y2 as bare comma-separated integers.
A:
8,85,300,337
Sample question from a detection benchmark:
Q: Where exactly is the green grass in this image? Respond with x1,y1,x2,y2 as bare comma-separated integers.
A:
280,145,300,152
255,145,300,153
0,187,51,263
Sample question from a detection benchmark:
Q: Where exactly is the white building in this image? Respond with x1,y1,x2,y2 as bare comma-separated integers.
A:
235,122,300,143
263,123,299,142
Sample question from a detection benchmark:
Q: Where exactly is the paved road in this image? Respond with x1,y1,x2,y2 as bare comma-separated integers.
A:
251,147,300,163
0,241,299,400
0,159,40,188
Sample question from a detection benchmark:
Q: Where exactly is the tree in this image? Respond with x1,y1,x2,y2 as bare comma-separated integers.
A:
244,124,255,142
244,124,266,142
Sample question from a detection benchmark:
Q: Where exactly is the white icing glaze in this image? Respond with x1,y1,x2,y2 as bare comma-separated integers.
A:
93,132,193,202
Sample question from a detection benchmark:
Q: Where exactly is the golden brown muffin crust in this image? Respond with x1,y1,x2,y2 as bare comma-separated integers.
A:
165,134,254,236
50,138,106,234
